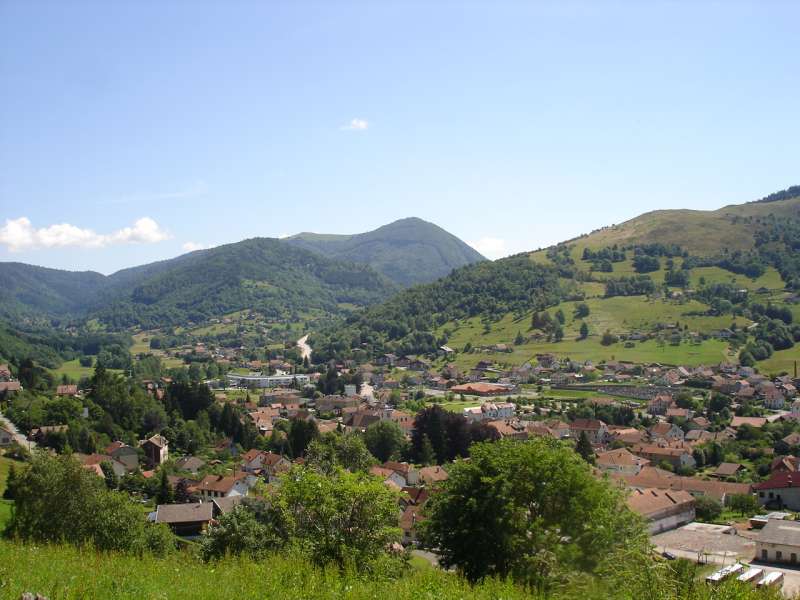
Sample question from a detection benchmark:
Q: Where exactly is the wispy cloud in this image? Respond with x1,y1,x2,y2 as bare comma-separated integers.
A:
0,217,171,252
182,241,208,252
340,118,369,131
106,180,209,205
468,237,508,260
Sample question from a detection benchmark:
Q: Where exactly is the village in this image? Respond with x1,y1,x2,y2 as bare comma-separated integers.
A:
3,338,800,593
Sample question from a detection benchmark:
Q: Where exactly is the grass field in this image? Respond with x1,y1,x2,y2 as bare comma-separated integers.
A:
688,266,784,291
438,293,735,370
430,400,484,413
0,455,21,531
51,358,123,381
758,347,800,377
0,542,536,600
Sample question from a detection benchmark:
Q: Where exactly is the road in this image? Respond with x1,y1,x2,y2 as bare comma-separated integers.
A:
296,334,312,361
0,410,35,450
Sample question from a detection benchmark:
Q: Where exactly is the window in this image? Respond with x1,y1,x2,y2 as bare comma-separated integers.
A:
762,549,768,560
777,551,783,560
792,553,797,564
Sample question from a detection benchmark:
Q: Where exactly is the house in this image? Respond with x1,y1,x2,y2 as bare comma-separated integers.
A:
79,453,127,478
630,444,696,471
755,519,800,565
755,472,800,511
154,502,215,537
105,441,139,472
730,416,767,429
0,381,21,394
387,409,415,435
400,504,425,545
712,462,745,479
195,474,249,500
140,434,169,466
761,384,786,410
627,488,695,534
462,401,516,422
782,433,800,448
0,364,11,380
665,407,691,420
383,461,419,486
595,448,650,475
419,465,448,486
29,424,68,442
569,419,609,444
175,455,206,474
609,426,647,446
542,419,571,439
648,422,684,443
647,394,674,416
0,425,15,446
56,384,79,397
369,466,407,489
770,456,800,473
612,466,751,505
213,495,244,515
487,420,528,440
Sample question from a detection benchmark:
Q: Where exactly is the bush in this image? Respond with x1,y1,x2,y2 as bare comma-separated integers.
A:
694,496,722,522
6,452,173,556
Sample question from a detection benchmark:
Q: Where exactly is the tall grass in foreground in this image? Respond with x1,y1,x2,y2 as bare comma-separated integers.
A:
0,541,789,600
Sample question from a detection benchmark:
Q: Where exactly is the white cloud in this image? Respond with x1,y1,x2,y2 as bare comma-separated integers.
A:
341,118,369,131
0,216,171,252
468,237,508,260
182,241,208,252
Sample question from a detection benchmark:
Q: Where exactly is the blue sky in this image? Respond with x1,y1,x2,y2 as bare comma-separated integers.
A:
1,1,798,274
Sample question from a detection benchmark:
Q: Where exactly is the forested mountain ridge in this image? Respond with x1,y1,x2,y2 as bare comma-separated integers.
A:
285,217,486,286
0,262,107,322
311,254,564,361
0,216,482,327
0,238,396,328
93,238,396,329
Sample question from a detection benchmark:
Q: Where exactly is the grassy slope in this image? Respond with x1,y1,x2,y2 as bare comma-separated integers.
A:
0,456,20,531
0,541,778,600
0,542,531,600
518,198,800,371
438,293,738,369
547,195,800,257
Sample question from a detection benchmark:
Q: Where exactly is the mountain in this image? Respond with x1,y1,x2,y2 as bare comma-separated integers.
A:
313,187,800,374
285,217,486,286
0,238,396,328
0,262,107,322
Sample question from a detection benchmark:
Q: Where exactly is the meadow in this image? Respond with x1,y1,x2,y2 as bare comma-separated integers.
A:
0,540,781,600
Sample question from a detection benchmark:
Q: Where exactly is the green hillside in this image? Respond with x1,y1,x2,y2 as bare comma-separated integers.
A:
317,188,800,373
286,217,486,286
0,238,396,330
0,262,106,323
531,186,800,259
93,238,396,329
